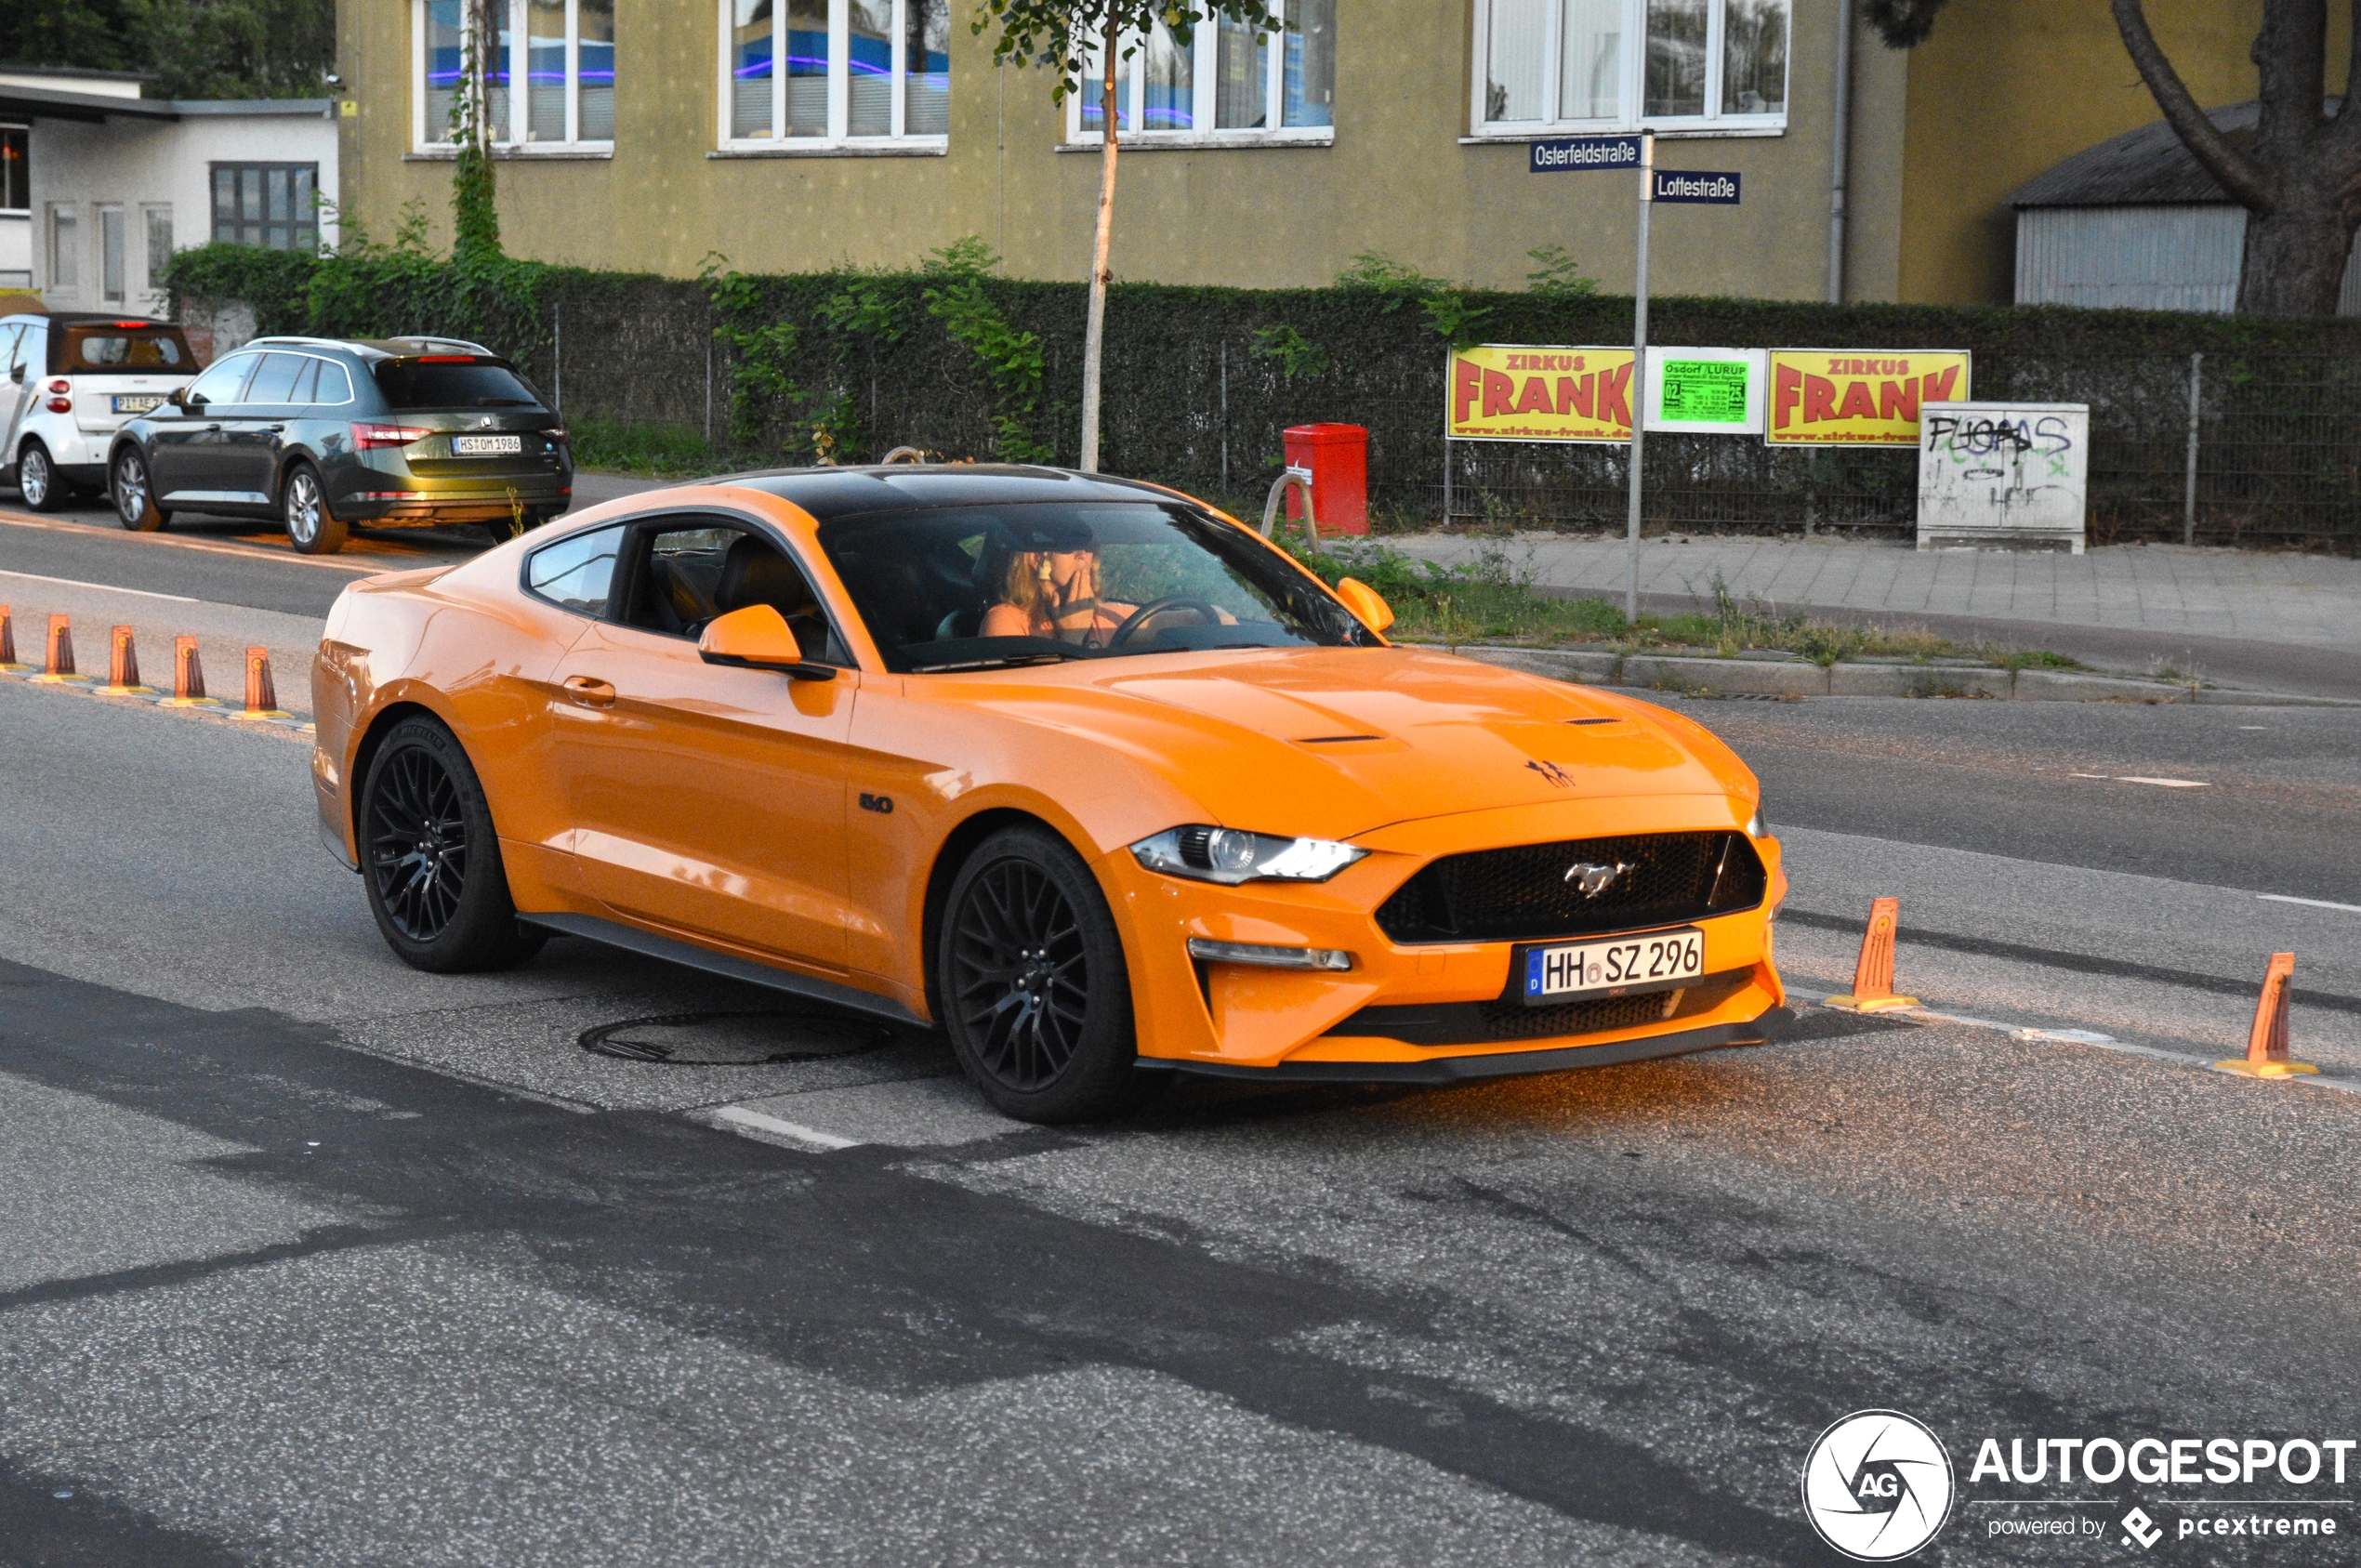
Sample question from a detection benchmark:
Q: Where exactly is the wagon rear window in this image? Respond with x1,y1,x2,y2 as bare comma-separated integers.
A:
375,360,543,410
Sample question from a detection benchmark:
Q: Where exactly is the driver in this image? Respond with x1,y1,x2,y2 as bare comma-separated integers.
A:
981,521,1138,646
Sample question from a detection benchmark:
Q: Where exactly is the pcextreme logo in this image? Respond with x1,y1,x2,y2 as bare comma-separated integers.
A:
1801,1410,1957,1561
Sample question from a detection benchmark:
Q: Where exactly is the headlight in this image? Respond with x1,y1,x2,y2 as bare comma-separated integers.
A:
1129,825,1367,885
1745,803,1768,837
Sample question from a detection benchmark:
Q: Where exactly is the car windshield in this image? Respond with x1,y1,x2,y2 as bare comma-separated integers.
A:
64,327,188,369
373,359,542,410
816,502,1374,673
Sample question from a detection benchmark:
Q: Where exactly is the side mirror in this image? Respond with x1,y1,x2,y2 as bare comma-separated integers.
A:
7,363,21,385
697,603,835,680
1334,576,1394,634
166,387,189,409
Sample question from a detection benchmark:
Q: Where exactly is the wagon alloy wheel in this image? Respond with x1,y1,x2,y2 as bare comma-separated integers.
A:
356,717,545,974
951,859,1090,1091
938,826,1141,1123
283,463,347,554
368,745,470,942
18,442,58,510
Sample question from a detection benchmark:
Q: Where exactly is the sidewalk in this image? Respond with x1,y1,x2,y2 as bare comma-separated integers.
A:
1385,534,2361,699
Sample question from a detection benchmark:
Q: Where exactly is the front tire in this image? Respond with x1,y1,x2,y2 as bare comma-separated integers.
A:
938,825,1142,1124
359,716,545,973
112,447,167,531
283,462,347,555
18,441,64,511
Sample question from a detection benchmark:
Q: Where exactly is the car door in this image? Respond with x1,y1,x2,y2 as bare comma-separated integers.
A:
0,324,28,467
150,350,258,501
547,517,861,968
216,349,306,506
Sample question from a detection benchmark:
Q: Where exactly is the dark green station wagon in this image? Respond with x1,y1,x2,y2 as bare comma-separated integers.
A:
107,335,574,554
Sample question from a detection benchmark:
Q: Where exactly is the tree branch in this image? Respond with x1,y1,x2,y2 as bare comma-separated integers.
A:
2111,0,2277,211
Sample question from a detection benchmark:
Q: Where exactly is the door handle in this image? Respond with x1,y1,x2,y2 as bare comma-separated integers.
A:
204,423,222,431
562,676,616,708
268,424,286,433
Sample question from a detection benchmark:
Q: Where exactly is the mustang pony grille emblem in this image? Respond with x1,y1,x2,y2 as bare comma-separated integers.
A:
1563,860,1634,897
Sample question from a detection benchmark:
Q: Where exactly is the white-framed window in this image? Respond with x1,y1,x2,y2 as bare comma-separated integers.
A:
143,205,174,296
416,0,617,151
1471,0,1787,137
0,125,27,215
719,0,951,151
1065,0,1333,145
99,205,125,304
48,205,80,294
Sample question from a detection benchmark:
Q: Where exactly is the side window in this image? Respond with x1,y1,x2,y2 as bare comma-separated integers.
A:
243,351,306,405
0,325,22,378
620,519,845,662
20,326,46,376
312,360,354,405
525,523,626,616
185,353,257,407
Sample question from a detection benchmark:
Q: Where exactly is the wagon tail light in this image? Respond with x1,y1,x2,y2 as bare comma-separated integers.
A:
353,421,432,449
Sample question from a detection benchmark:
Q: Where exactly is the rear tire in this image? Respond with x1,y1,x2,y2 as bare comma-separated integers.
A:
18,441,64,511
112,447,167,531
358,716,546,973
283,462,347,555
938,825,1143,1124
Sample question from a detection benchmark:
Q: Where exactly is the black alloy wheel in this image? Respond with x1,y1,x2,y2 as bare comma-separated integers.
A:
113,447,167,531
359,717,544,973
940,825,1141,1123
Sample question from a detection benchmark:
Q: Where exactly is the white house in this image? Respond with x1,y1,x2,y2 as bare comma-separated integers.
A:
1,64,338,318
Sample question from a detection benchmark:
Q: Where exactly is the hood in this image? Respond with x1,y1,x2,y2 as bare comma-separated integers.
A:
982,645,1755,840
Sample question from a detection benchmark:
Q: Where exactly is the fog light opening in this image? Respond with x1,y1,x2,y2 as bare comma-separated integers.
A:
1185,939,1354,972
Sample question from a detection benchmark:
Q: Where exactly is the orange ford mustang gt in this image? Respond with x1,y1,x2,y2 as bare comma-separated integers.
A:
312,467,1788,1121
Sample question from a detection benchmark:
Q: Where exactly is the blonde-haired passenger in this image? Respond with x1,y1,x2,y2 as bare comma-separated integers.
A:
981,541,1137,646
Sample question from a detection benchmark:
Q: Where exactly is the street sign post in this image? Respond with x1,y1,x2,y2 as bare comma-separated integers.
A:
1527,135,1746,619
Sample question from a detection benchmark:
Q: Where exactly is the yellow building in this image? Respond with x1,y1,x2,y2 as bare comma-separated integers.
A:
331,0,2317,304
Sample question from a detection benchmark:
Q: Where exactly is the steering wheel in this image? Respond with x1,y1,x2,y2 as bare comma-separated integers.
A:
1109,596,1222,648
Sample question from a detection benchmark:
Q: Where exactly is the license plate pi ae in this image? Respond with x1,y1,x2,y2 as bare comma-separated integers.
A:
113,394,164,414
1523,928,1705,1004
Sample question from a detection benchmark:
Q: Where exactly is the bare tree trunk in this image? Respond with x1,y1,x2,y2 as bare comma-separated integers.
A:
2239,198,2355,314
1078,12,1120,473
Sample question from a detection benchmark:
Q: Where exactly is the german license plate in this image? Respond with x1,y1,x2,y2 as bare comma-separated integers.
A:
452,434,522,455
112,394,164,414
1523,928,1704,1004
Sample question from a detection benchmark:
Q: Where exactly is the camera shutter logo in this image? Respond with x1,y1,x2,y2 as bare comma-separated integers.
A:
1800,1410,1955,1561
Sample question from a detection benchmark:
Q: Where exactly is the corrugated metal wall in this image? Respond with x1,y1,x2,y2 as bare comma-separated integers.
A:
2016,205,2361,314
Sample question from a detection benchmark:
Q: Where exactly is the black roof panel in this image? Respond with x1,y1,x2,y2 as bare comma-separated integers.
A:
720,465,1184,521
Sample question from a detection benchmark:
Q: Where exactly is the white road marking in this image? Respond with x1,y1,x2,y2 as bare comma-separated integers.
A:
711,1103,861,1151
2257,893,2361,914
0,511,398,573
0,569,195,602
2067,772,2209,788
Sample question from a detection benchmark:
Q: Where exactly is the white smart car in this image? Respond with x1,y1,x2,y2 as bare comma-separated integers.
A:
2,311,197,511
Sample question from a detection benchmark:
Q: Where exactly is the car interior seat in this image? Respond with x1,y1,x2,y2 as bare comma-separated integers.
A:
709,534,831,660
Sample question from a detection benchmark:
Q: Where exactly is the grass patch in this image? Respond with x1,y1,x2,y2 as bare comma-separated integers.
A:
567,417,749,481
1281,533,2082,668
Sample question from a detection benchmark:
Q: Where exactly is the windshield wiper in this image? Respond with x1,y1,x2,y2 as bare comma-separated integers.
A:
908,651,1090,673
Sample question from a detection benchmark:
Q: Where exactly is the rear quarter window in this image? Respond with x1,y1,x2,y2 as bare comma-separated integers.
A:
525,524,624,617
374,360,542,411
62,327,191,372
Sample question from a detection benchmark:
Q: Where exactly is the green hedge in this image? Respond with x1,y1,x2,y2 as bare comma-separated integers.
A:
165,242,2361,544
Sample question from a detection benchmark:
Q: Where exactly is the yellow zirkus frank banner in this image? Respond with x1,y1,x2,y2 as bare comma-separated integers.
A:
1447,344,1637,442
1765,349,1973,446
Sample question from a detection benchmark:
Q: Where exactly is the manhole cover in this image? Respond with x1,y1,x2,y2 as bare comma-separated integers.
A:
579,1009,894,1065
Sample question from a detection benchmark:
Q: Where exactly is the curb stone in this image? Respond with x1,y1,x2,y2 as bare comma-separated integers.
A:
1443,644,2353,705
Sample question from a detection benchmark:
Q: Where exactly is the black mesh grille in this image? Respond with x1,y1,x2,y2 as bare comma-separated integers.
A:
1375,831,1766,945
1326,968,1756,1047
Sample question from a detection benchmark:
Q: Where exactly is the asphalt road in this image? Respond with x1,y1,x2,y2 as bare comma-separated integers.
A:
5,485,2361,1565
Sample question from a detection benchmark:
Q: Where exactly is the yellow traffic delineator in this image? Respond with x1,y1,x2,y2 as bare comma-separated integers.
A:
2214,952,2318,1077
31,613,85,683
0,603,26,671
1824,896,1921,1012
